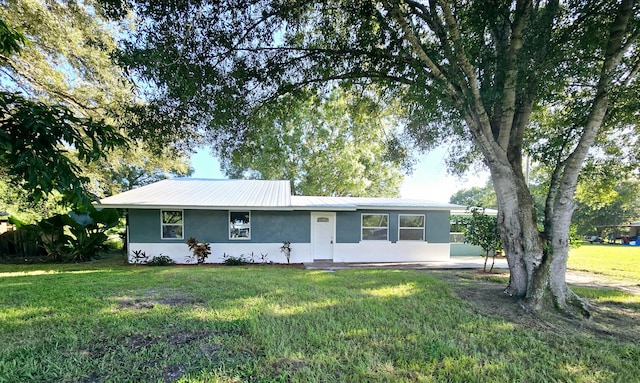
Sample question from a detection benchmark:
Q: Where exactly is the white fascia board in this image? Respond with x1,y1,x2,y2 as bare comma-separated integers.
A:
291,206,357,211
95,204,295,211
356,205,455,211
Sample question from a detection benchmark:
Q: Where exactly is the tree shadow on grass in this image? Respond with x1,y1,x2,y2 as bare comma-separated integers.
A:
431,270,640,345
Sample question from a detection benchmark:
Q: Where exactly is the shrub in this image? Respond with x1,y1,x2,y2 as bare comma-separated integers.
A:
280,241,292,263
222,253,247,266
130,249,148,265
186,237,211,265
147,255,176,266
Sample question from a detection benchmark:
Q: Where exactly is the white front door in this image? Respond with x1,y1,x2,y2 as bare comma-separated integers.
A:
311,212,336,260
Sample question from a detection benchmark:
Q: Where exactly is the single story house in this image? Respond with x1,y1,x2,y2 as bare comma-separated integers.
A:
98,179,465,264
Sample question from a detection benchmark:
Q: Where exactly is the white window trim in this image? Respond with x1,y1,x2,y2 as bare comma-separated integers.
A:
229,211,251,240
361,213,389,241
449,232,466,243
160,209,184,240
398,214,425,241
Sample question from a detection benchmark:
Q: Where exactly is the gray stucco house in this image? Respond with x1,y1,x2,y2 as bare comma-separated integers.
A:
98,179,463,264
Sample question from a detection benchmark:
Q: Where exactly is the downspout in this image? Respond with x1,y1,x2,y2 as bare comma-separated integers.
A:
125,209,130,264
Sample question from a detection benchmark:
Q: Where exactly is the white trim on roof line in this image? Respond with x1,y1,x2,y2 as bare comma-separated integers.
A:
97,204,298,211
97,179,465,211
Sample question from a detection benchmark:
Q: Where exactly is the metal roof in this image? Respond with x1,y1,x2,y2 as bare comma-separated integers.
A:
98,179,463,211
291,196,461,211
98,179,292,210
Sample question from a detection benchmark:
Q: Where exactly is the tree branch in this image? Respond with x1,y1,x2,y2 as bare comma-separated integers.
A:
556,0,634,217
436,0,497,152
497,0,531,150
383,1,462,103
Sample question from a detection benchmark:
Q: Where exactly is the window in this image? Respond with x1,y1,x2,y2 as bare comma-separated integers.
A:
450,217,467,243
399,214,425,241
361,214,389,241
229,211,251,239
161,210,183,239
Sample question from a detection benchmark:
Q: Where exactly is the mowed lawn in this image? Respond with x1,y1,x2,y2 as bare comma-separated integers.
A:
0,251,639,383
568,243,640,283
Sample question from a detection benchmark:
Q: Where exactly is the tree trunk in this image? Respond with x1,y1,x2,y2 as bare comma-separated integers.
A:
490,161,542,298
525,211,591,317
487,156,589,315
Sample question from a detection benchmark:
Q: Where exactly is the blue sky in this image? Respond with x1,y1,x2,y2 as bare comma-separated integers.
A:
190,146,490,203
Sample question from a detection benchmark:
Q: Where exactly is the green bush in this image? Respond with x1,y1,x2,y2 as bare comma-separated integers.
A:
147,255,176,266
222,254,247,266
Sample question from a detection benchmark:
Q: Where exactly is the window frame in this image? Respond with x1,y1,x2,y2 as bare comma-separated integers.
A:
160,209,184,240
449,217,467,243
398,214,425,241
229,211,251,240
361,213,389,241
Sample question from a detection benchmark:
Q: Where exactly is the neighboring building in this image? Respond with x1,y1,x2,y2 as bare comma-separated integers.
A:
98,179,464,264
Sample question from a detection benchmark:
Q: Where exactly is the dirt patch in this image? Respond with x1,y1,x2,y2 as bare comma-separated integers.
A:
162,364,186,383
113,289,205,311
265,357,309,378
432,270,640,344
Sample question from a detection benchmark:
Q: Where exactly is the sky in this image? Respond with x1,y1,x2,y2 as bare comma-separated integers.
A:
190,145,490,203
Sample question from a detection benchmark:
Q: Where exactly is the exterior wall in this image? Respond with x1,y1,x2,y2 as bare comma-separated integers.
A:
450,243,484,257
128,242,311,264
336,210,450,243
128,208,452,264
129,209,310,244
333,243,450,262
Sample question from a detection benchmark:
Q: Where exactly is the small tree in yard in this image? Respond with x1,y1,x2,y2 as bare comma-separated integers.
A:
464,209,502,272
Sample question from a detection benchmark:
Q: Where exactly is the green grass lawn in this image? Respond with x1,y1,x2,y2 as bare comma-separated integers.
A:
1,254,639,382
568,243,640,283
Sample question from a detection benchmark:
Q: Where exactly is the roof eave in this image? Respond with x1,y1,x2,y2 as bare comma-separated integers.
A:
95,203,295,211
356,205,458,211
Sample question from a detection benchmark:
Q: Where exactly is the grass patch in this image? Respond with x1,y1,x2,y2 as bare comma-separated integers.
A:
1,255,639,382
568,244,640,283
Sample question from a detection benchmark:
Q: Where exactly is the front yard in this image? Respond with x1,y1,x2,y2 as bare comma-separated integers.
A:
0,247,638,382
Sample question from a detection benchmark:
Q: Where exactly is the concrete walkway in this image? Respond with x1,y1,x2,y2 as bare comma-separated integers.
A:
304,256,509,271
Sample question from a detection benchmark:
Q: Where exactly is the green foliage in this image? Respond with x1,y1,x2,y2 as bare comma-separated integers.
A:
222,253,247,266
86,144,194,197
221,87,406,196
9,207,121,262
0,92,126,206
42,207,120,262
147,255,176,266
0,0,191,209
185,237,211,265
572,179,640,236
463,209,502,272
449,182,498,208
0,18,27,54
0,178,67,224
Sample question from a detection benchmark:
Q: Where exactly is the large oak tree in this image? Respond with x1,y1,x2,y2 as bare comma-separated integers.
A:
106,0,640,315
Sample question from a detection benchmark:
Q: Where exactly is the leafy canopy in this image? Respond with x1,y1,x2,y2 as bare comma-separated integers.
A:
1,1,192,207
221,87,406,196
